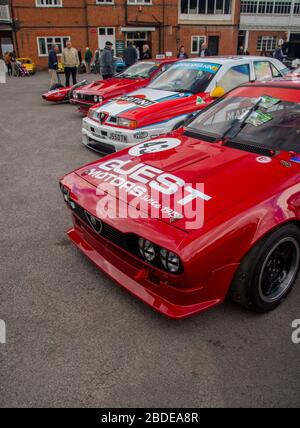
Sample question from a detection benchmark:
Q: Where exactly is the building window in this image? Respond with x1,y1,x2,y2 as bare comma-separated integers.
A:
127,0,151,4
191,36,206,54
241,1,292,14
96,0,114,4
294,2,300,13
36,0,62,6
257,36,277,51
181,0,231,14
37,36,70,56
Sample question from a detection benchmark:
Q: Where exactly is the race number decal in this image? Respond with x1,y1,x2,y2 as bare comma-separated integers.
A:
129,138,181,157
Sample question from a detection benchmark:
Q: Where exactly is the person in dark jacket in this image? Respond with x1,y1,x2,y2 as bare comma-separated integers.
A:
100,41,114,79
48,44,59,88
84,47,93,73
274,45,284,61
123,42,137,67
177,45,188,59
141,44,152,60
199,42,211,57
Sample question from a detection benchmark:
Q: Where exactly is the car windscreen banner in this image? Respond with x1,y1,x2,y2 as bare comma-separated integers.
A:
171,62,221,74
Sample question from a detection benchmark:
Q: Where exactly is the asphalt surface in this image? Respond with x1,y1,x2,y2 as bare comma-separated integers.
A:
0,72,299,408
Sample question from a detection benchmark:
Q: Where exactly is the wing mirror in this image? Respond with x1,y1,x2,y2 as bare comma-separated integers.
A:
210,86,225,99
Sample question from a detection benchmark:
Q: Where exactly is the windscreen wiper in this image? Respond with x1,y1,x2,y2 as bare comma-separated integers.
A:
221,98,263,141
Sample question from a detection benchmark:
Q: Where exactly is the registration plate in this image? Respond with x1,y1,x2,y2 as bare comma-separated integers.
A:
110,133,127,143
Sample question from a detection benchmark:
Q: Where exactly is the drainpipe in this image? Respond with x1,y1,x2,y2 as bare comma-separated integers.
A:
10,0,19,57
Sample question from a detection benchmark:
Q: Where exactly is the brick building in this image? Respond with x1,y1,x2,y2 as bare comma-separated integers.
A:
9,0,241,68
239,0,300,57
4,0,300,68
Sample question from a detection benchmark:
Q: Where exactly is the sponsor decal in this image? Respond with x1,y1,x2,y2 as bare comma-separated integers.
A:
256,156,272,164
134,131,149,140
113,94,156,108
290,156,300,164
128,138,181,157
171,61,221,74
85,158,211,228
196,96,205,105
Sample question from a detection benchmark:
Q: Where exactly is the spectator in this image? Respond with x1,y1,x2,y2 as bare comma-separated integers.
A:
133,44,140,60
94,48,101,74
199,42,211,57
4,51,12,77
84,47,93,73
61,40,80,86
177,45,188,59
274,45,284,61
78,49,82,64
100,41,114,79
237,45,245,55
123,42,137,67
48,45,59,88
10,50,17,76
141,44,152,60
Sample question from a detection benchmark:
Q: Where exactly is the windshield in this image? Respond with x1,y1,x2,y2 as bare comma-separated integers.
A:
187,91,300,153
117,62,159,79
148,61,220,93
20,59,32,64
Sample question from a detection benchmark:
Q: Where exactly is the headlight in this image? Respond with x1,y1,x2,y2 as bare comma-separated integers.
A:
117,117,137,129
139,238,156,262
160,249,181,273
73,91,78,99
60,185,75,209
88,109,99,122
94,95,99,103
138,237,182,274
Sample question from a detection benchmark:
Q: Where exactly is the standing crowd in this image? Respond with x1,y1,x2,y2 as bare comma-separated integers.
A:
2,37,287,89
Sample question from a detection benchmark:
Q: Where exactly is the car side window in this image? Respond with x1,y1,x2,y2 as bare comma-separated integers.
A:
218,64,250,93
254,61,273,80
270,63,282,78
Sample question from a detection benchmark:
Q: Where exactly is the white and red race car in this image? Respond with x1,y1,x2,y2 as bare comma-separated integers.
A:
82,56,287,154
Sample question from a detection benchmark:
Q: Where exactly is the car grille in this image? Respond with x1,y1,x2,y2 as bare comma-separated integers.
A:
224,141,276,157
72,201,137,252
87,139,116,155
78,93,95,102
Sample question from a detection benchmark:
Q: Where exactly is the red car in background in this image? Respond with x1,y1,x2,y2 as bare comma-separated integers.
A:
70,59,178,115
42,80,88,103
60,80,300,318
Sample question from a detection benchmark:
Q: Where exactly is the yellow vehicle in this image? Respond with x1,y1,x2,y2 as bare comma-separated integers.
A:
57,62,64,74
16,58,36,74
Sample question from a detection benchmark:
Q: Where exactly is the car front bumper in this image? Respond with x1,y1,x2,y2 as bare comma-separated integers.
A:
82,117,165,153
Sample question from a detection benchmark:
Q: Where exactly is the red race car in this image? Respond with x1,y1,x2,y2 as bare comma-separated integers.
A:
42,80,88,103
60,80,300,319
70,59,178,115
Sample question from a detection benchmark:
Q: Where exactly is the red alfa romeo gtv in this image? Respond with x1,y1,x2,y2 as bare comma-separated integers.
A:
60,80,300,318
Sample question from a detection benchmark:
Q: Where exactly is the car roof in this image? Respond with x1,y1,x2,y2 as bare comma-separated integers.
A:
181,56,275,64
17,58,32,61
243,79,300,89
149,58,178,64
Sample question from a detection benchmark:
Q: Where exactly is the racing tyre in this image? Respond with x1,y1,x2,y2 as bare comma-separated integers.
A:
50,83,64,91
230,224,300,312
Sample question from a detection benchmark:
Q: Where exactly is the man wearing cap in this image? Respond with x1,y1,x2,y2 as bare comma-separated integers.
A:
100,41,114,79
